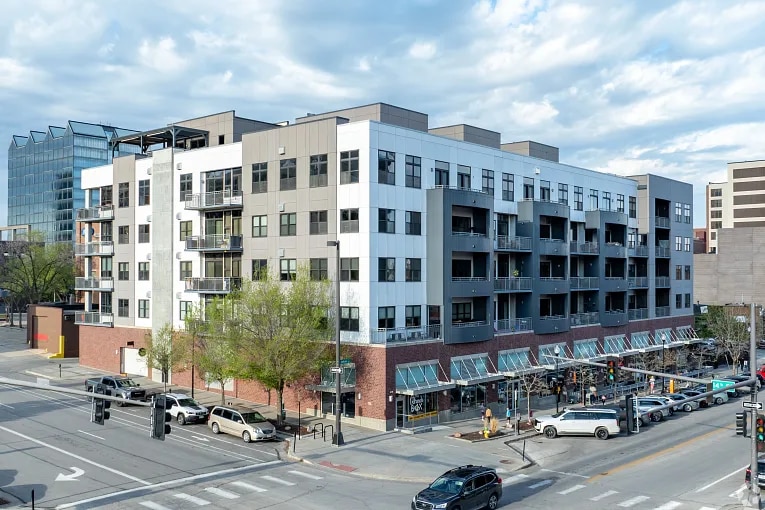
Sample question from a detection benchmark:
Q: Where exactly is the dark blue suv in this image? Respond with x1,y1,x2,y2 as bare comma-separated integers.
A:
412,465,502,510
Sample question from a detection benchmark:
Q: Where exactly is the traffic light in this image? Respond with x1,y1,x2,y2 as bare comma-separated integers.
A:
756,414,765,452
737,412,749,437
91,383,111,425
150,395,172,440
607,358,617,383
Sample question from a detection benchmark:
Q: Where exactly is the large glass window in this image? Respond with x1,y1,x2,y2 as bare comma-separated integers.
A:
617,194,625,213
629,196,636,218
378,208,395,233
558,183,568,205
482,169,494,196
502,173,514,201
340,150,359,184
589,189,598,210
405,305,421,327
309,154,328,188
280,159,297,190
457,165,471,189
406,258,421,282
540,180,550,201
180,173,192,201
602,191,611,210
252,162,267,193
405,155,421,188
405,211,421,235
378,257,396,282
118,182,130,208
378,150,396,185
452,302,472,322
138,179,150,206
435,160,449,186
523,177,534,200
574,186,583,211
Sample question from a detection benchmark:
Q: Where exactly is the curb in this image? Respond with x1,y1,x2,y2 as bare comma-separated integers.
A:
25,370,53,380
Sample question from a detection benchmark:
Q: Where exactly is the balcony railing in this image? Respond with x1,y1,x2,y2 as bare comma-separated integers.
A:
570,276,598,290
628,277,648,288
185,234,243,251
76,206,114,222
452,320,490,328
184,189,243,210
451,276,488,282
496,235,532,251
184,277,242,293
655,246,670,257
494,277,532,292
655,216,671,228
75,312,113,327
629,245,649,257
74,241,114,256
452,231,487,238
494,317,533,333
655,306,671,317
370,324,442,344
571,241,599,254
570,311,599,326
539,314,567,321
655,276,671,287
629,308,649,320
75,277,114,291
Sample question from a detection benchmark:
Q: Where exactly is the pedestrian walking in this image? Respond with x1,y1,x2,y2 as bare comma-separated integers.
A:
601,394,607,406
506,407,512,428
479,403,486,421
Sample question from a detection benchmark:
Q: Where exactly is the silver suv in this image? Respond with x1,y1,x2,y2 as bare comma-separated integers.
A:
208,405,276,443
164,393,209,425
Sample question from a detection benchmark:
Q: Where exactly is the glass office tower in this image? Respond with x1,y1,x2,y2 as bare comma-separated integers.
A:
7,121,140,242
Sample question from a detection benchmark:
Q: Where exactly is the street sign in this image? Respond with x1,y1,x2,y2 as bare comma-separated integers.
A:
340,358,352,365
329,367,342,374
743,401,764,410
712,379,735,391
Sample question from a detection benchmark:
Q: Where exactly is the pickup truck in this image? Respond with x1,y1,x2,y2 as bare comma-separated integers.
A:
85,376,147,406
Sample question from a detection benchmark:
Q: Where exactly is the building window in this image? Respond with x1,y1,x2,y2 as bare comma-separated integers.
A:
180,301,191,321
685,293,691,308
617,194,625,213
378,208,395,233
502,173,514,201
101,185,113,206
711,221,722,229
280,259,297,281
676,293,682,309
675,236,682,251
674,202,682,222
685,265,691,280
179,221,192,241
180,173,192,202
340,258,359,281
118,182,130,208
602,191,611,210
138,224,150,243
435,160,449,186
378,150,396,185
118,299,129,318
405,305,421,327
675,265,682,280
684,203,691,223
251,162,267,193
280,213,297,236
138,299,150,319
710,210,722,219
309,210,328,235
118,262,129,281
118,225,130,244
340,307,360,331
378,257,395,282
138,262,150,281
406,258,421,282
405,155,421,188
378,306,395,329
710,199,722,208
180,261,192,280
309,154,328,188
458,165,471,189
252,215,267,237
252,259,267,280
574,186,583,211
405,211,421,235
629,196,637,218
340,208,359,233
340,150,359,184
711,188,722,197
280,158,297,191
558,183,568,205
138,179,150,206
540,180,551,202
523,177,534,200
684,237,691,252
310,258,328,280
589,189,598,210
452,302,472,322
482,169,495,196
100,257,113,278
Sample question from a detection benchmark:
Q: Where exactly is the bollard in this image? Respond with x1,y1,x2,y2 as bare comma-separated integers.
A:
31,489,35,510
522,440,526,462
59,364,62,379
515,417,521,436
298,401,301,440
293,431,297,453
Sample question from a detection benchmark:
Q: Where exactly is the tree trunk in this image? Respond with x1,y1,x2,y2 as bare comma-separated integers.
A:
218,378,226,405
276,388,284,426
9,301,14,327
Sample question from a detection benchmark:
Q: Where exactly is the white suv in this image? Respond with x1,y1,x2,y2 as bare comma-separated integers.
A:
164,393,209,425
534,408,620,440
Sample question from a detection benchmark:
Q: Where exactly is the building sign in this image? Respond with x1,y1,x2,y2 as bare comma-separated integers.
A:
410,395,425,414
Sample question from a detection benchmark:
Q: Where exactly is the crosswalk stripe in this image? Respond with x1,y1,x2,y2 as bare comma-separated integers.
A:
289,470,323,480
557,485,586,495
528,479,553,489
140,503,172,510
230,481,267,493
204,487,240,499
590,490,619,501
174,493,211,506
617,495,650,507
502,474,529,485
698,507,718,510
653,502,683,510
729,484,747,498
262,475,296,486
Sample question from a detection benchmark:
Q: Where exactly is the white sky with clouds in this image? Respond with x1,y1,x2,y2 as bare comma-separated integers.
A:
2,0,765,228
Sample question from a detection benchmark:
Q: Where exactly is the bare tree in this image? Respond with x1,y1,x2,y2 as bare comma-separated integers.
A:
143,323,191,393
708,307,750,374
519,371,550,422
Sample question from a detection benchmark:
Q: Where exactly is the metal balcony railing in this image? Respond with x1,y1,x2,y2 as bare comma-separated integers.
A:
496,235,532,251
655,216,671,228
74,241,114,256
494,317,533,333
655,246,671,257
74,312,113,327
184,277,242,293
629,245,649,257
370,324,442,344
74,277,114,291
570,276,598,290
571,241,599,254
494,277,532,291
628,277,649,288
451,276,488,282
629,308,649,320
452,320,490,328
185,234,243,251
655,306,671,317
184,189,243,210
655,277,671,287
570,312,599,326
76,206,114,221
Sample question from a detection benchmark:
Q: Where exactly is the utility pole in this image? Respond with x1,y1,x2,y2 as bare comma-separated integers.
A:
750,302,761,507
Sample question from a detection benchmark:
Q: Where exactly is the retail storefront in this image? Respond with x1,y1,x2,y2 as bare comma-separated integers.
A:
307,364,357,418
448,354,504,417
395,360,454,430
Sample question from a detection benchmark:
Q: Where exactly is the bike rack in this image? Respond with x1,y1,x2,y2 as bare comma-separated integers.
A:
313,422,325,440
323,424,333,443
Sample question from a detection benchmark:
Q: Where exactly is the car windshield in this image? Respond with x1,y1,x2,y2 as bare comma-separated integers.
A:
176,398,198,407
115,379,137,388
551,411,565,418
242,412,268,424
429,476,464,495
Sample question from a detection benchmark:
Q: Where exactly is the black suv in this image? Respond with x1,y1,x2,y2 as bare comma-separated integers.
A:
412,465,502,510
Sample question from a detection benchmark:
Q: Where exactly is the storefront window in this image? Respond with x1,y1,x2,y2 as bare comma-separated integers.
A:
449,384,486,413
321,391,356,418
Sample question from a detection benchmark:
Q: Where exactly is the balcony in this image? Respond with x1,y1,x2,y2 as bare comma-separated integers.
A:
494,277,532,292
451,231,491,252
629,308,649,320
538,238,569,256
601,310,628,327
184,189,243,210
75,311,113,327
75,277,114,292
451,276,493,297
629,245,649,257
185,234,243,252
370,324,442,344
75,241,114,257
184,277,242,293
570,311,599,326
496,235,532,251
628,277,649,288
570,276,599,290
655,306,671,317
655,277,670,287
535,315,570,335
655,216,671,228
494,317,533,334
602,242,626,258
601,276,628,292
570,241,599,254
536,277,569,294
76,206,114,222
655,246,671,257
448,320,493,344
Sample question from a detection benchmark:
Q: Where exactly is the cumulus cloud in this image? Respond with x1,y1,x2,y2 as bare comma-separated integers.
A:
408,41,437,60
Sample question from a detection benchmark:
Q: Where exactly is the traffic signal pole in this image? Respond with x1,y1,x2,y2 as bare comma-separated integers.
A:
750,303,761,507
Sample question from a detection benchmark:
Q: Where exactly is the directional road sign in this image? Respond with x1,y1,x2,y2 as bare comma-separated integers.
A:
712,379,735,391
329,367,342,374
743,401,764,410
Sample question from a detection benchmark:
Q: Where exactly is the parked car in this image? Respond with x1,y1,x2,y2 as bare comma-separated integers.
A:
661,393,700,412
534,407,620,439
208,405,276,443
734,373,763,389
412,465,502,510
718,377,746,397
164,393,209,425
638,396,676,415
689,384,730,404
634,398,671,421
745,459,765,489
742,371,765,386
677,389,710,408
85,375,146,406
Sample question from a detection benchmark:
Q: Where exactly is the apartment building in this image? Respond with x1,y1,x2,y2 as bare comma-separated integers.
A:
74,103,696,431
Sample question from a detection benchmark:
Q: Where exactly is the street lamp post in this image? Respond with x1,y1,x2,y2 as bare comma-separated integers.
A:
554,345,561,413
661,333,667,393
327,240,344,446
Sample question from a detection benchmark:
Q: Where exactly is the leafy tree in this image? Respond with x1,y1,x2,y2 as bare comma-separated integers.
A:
196,298,239,405
707,306,751,374
143,323,191,392
182,302,207,397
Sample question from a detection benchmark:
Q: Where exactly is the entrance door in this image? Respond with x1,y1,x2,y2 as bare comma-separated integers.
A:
121,347,148,377
396,396,405,428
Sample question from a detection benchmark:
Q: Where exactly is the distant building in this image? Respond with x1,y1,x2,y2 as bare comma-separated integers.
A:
693,228,707,254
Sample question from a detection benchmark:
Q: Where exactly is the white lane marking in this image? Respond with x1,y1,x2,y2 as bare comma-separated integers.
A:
557,484,586,495
0,402,14,409
289,470,323,480
55,461,281,509
230,481,267,492
540,468,590,479
174,493,210,506
262,475,295,486
191,435,210,442
617,495,650,507
77,429,105,440
528,479,553,489
503,473,529,485
729,484,748,498
55,467,85,482
590,490,619,501
204,487,240,499
698,507,718,510
654,502,683,510
140,503,172,510
695,464,748,492
0,425,149,486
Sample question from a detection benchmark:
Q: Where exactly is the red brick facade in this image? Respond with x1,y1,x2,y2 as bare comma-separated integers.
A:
79,325,151,374
27,305,81,357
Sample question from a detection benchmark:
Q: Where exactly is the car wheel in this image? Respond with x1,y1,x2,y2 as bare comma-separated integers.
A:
177,413,186,426
639,417,647,426
595,427,609,440
683,403,693,412
544,426,557,439
486,493,499,510
243,431,251,443
715,397,724,405
211,422,220,434
651,413,661,422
